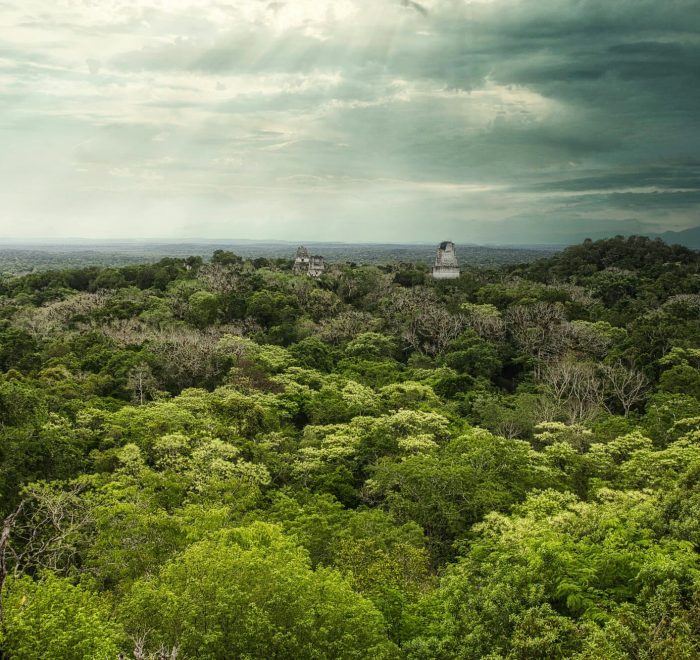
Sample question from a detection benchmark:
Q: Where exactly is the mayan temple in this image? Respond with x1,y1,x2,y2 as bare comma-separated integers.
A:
292,246,311,274
293,246,325,277
307,255,325,277
431,241,460,279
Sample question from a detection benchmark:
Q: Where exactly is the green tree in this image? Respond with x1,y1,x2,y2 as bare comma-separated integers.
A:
1,574,124,659
186,290,219,327
121,523,397,659
368,428,547,556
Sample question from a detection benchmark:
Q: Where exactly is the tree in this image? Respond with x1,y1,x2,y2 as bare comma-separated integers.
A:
127,362,159,405
289,337,335,372
408,488,700,659
345,332,397,361
459,302,505,340
599,360,649,415
246,290,298,328
1,574,124,659
1,483,94,581
120,523,397,659
659,364,700,400
367,429,547,557
539,358,604,423
443,329,502,378
404,306,466,357
211,249,243,266
506,303,569,377
186,290,219,327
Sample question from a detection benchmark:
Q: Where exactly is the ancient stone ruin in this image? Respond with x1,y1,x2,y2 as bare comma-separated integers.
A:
293,246,325,277
431,241,460,279
307,255,325,277
292,245,310,274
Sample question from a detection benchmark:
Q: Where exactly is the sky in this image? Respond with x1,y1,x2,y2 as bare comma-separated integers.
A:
1,0,699,245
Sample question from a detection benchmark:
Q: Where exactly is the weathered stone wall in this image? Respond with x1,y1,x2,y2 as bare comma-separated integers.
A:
431,241,460,279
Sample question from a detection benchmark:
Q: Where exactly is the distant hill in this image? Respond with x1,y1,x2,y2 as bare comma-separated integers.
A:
508,235,700,282
658,226,700,249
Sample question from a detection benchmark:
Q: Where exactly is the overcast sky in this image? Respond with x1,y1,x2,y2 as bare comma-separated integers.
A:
1,0,699,244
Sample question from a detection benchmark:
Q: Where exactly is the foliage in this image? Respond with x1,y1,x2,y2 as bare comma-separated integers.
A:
0,236,698,658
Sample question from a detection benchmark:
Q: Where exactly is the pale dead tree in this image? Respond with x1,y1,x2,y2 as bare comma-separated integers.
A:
157,643,179,660
132,635,148,660
14,290,112,337
148,327,224,390
168,294,190,322
100,318,150,346
131,634,179,660
385,286,467,356
599,361,649,416
662,294,700,310
403,306,466,357
534,394,562,424
101,322,251,389
197,263,240,296
564,366,603,424
102,320,251,349
382,286,433,336
0,502,24,622
562,284,595,308
316,311,380,344
491,416,527,441
5,484,95,578
127,363,159,405
0,485,95,621
103,318,162,346
540,359,605,424
505,303,569,377
389,285,437,316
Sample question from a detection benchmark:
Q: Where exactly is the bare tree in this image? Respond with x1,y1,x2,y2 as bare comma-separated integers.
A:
405,307,466,357
599,361,649,416
0,484,97,625
198,263,240,296
3,484,95,581
316,311,380,345
132,634,179,660
14,290,112,338
0,502,24,622
101,322,253,390
539,358,605,424
127,363,159,405
389,287,466,356
506,303,569,377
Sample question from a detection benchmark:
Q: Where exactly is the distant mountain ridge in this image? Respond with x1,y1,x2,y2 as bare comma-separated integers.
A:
658,225,700,248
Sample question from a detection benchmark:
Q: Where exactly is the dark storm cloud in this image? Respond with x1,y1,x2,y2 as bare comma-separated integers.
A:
400,0,428,16
1,0,699,241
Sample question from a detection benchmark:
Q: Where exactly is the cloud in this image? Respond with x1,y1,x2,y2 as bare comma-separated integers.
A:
400,0,428,16
0,0,698,242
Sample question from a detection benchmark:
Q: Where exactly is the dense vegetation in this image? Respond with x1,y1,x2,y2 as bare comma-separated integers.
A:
0,235,699,659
